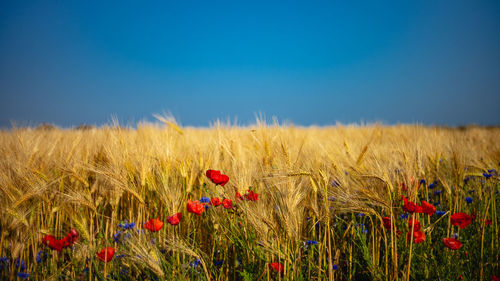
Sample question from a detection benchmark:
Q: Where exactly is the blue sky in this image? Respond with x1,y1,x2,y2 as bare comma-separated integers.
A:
1,0,499,127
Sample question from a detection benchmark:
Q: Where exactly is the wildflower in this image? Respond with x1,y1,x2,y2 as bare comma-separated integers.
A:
166,213,182,225
214,259,223,266
235,191,243,200
187,199,205,216
205,169,229,186
382,217,391,230
190,259,201,268
452,233,459,239
222,198,233,209
483,173,492,179
443,238,463,250
420,200,436,216
403,198,423,213
211,197,221,207
400,213,409,219
434,190,442,195
492,275,500,281
433,200,441,206
0,257,8,270
436,210,446,216
419,179,426,186
269,262,284,273
408,219,421,231
306,240,318,246
16,272,29,279
332,264,339,270
244,190,259,201
36,250,46,263
113,231,123,243
15,258,26,271
407,230,426,243
97,247,115,262
428,180,438,189
485,219,492,226
199,197,210,204
465,197,473,204
205,204,211,210
118,220,135,230
143,218,164,232
451,213,473,229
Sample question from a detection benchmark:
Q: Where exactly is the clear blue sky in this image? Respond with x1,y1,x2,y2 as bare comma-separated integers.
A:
1,0,499,127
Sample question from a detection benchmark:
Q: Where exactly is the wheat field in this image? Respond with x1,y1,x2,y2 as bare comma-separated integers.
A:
0,122,498,280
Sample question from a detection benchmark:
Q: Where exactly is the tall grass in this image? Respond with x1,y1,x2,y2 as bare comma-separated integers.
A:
0,121,498,280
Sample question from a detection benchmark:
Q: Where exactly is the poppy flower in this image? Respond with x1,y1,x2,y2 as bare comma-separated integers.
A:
407,230,426,243
206,169,229,186
492,275,500,281
143,218,164,232
443,238,463,250
166,213,182,225
187,199,205,216
96,247,115,262
269,262,284,273
420,200,436,216
222,198,233,209
382,217,391,230
408,219,421,231
403,198,423,213
244,190,259,201
42,229,79,252
211,197,221,207
451,213,473,229
235,191,243,201
485,219,492,226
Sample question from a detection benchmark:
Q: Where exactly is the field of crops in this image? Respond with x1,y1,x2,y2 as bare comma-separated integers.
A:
0,123,498,280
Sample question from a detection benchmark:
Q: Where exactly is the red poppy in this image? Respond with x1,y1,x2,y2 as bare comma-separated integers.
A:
492,275,500,281
451,213,473,229
206,169,229,186
42,235,63,252
96,247,115,262
269,262,284,273
235,191,243,201
443,238,462,250
485,219,492,226
408,219,421,231
420,200,436,216
403,198,423,213
222,198,233,209
211,197,221,207
187,199,205,216
42,229,79,252
166,213,182,225
382,217,391,230
244,190,259,201
143,218,164,232
406,230,426,243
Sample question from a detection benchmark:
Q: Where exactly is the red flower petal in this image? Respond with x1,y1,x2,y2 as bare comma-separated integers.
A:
143,218,164,232
97,247,115,262
166,213,182,225
443,237,463,250
222,198,233,209
269,262,284,273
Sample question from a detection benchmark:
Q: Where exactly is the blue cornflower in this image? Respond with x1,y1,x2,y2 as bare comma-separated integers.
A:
465,197,473,204
436,210,446,216
433,200,440,206
214,259,223,266
306,240,318,246
434,190,442,195
36,250,46,263
483,173,492,179
400,213,409,219
113,231,123,243
15,258,25,271
190,259,201,268
17,272,29,279
419,179,426,185
204,204,211,210
452,233,459,239
428,181,438,189
488,169,498,176
127,222,136,229
332,264,339,270
200,197,210,204
0,257,9,270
